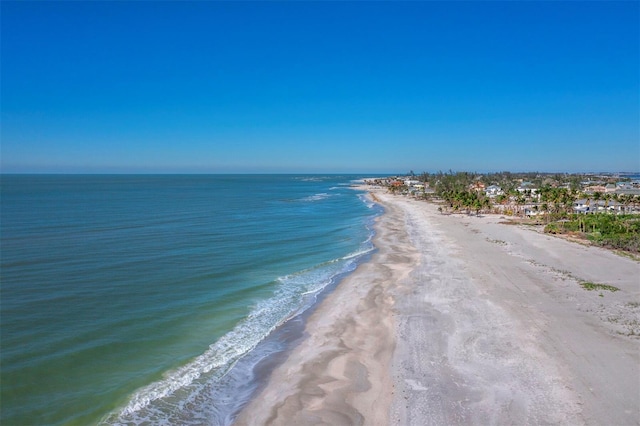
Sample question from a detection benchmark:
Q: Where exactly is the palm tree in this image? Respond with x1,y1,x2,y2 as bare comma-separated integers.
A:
483,197,492,214
538,185,552,204
541,203,550,223
603,193,612,214
473,198,483,216
590,191,605,213
620,194,632,214
562,190,576,215
519,194,528,216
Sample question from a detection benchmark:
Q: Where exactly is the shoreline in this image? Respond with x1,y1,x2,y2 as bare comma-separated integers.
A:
235,188,640,425
234,187,411,424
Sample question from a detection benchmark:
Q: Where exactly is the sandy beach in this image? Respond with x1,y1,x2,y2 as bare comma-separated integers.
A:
235,188,640,425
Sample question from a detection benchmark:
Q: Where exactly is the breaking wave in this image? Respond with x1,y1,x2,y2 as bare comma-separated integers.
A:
102,245,375,426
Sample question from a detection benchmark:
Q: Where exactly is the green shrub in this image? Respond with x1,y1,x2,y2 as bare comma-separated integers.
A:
544,223,560,234
580,282,620,292
547,214,640,253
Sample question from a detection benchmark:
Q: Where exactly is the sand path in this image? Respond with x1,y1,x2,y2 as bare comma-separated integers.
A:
236,188,640,425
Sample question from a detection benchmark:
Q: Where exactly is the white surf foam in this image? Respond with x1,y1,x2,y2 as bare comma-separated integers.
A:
301,193,330,202
103,244,374,425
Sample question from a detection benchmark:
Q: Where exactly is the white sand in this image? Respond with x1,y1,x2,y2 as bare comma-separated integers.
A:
235,188,640,425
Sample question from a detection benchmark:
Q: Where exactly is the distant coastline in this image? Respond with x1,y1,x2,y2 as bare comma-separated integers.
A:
363,171,640,257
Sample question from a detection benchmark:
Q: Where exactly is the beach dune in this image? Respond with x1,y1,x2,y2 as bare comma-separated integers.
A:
235,188,640,425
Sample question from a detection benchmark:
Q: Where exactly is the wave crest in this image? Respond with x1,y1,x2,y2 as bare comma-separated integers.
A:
102,241,374,425
301,193,330,202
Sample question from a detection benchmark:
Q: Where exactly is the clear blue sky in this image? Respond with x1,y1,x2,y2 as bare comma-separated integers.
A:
2,1,638,174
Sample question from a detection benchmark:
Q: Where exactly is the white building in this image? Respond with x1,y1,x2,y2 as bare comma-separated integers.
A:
485,185,503,197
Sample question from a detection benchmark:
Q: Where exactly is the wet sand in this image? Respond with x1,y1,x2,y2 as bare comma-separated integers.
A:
235,188,640,425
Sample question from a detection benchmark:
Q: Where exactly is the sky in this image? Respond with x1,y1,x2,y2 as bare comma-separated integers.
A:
1,1,638,174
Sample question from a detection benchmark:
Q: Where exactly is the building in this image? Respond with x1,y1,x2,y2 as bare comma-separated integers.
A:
573,199,623,214
517,182,538,195
485,185,503,197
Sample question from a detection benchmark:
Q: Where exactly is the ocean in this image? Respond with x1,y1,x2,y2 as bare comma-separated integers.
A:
1,174,381,425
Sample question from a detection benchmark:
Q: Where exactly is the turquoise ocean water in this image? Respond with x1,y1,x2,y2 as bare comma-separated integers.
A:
1,175,381,425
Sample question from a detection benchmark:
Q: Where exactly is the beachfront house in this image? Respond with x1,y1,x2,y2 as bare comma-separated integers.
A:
573,199,591,214
585,185,607,194
573,199,624,214
524,206,543,217
616,182,633,190
470,181,486,192
485,185,503,197
601,199,624,213
517,182,539,200
517,182,537,193
617,188,640,197
605,183,617,193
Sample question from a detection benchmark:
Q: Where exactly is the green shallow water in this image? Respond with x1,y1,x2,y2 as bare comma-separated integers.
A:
1,174,380,425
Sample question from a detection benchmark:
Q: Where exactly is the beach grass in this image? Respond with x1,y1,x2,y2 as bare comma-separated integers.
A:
579,281,620,292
